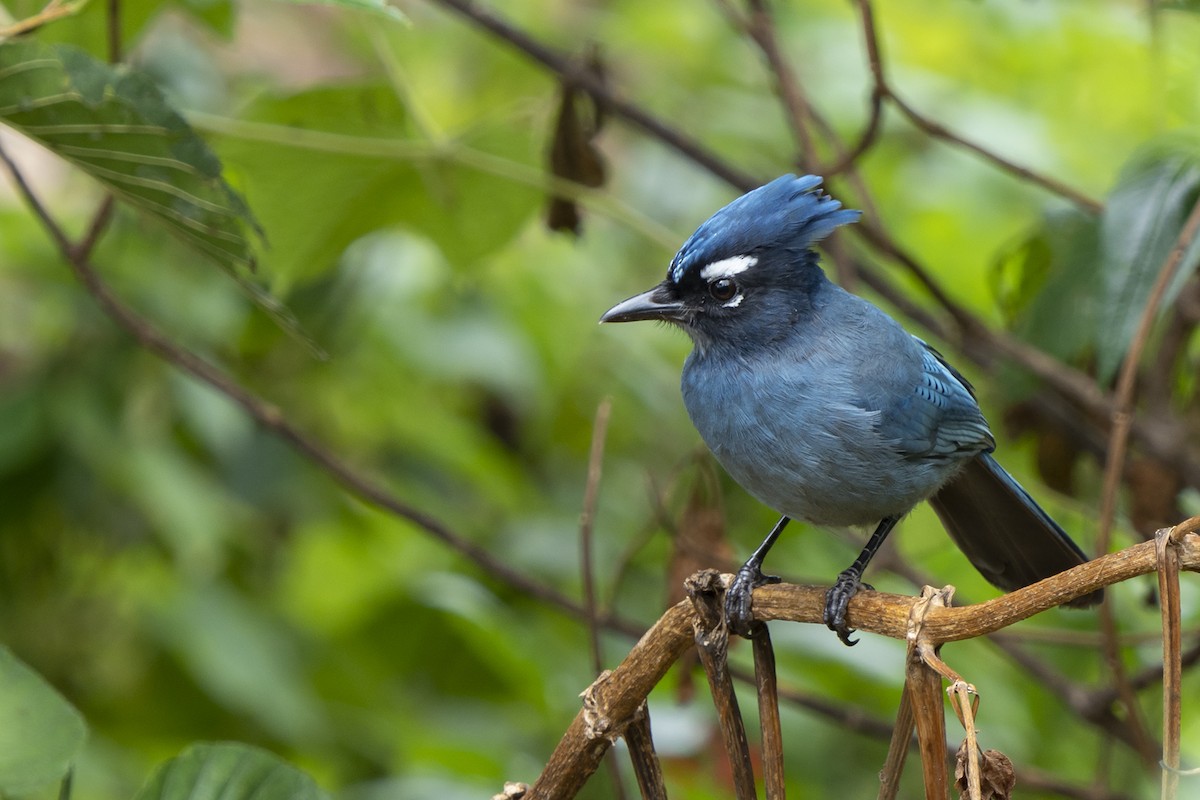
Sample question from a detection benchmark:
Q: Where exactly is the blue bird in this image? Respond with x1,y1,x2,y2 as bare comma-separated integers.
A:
601,174,1100,644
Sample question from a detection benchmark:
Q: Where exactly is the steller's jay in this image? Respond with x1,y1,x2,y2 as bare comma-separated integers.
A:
601,174,1100,644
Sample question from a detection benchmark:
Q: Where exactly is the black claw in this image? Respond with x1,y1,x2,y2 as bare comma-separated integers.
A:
824,569,864,647
725,562,779,638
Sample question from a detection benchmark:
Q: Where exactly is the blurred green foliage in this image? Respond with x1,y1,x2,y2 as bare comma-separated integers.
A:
1,1,1199,799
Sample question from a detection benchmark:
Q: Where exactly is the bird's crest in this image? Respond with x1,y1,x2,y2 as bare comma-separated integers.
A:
668,175,860,285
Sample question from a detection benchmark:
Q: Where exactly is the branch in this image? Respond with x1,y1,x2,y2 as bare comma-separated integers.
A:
754,526,1200,642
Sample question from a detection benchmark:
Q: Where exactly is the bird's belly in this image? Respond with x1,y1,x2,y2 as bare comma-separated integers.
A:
682,364,961,526
714,434,950,526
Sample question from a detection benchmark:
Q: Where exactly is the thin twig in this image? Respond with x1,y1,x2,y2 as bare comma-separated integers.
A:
947,682,982,800
580,397,614,673
1096,603,1158,765
577,399,625,800
71,195,116,262
823,0,886,175
887,92,1102,214
1091,195,1200,765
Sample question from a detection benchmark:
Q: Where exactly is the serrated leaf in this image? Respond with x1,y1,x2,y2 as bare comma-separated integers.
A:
0,645,87,795
1096,139,1200,380
135,742,329,800
0,39,261,269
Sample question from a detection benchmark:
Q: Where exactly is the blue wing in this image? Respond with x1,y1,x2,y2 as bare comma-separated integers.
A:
882,339,995,460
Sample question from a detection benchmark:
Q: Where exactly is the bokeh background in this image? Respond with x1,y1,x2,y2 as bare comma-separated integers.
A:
2,0,1200,798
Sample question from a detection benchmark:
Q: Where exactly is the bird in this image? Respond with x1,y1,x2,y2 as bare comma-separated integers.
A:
600,174,1100,645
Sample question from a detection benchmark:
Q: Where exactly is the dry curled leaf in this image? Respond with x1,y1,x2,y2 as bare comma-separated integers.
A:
956,743,1016,800
545,44,607,235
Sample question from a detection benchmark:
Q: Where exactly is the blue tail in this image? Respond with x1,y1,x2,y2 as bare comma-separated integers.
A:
929,453,1101,607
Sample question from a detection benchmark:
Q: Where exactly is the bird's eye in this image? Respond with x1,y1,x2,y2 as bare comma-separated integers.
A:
708,278,738,302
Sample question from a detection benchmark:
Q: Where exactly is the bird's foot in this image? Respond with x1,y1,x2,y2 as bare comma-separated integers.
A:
824,569,871,647
725,561,781,638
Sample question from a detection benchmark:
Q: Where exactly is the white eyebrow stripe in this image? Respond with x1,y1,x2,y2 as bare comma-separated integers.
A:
699,255,758,281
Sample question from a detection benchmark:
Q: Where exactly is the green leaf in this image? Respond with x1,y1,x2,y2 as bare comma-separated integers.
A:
179,0,238,38
1096,138,1200,380
995,207,1103,366
135,742,329,800
0,645,87,795
0,39,261,270
151,584,327,742
204,83,541,285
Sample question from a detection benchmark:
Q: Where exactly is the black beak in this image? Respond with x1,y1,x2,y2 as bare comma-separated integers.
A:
599,281,685,323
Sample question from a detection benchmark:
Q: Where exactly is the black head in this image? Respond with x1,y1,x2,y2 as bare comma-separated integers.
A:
601,175,860,350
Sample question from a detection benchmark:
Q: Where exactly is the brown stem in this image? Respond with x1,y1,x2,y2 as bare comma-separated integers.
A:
751,627,786,800
686,570,757,800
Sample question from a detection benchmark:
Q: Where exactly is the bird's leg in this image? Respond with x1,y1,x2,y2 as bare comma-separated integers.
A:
725,516,790,638
825,514,901,646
